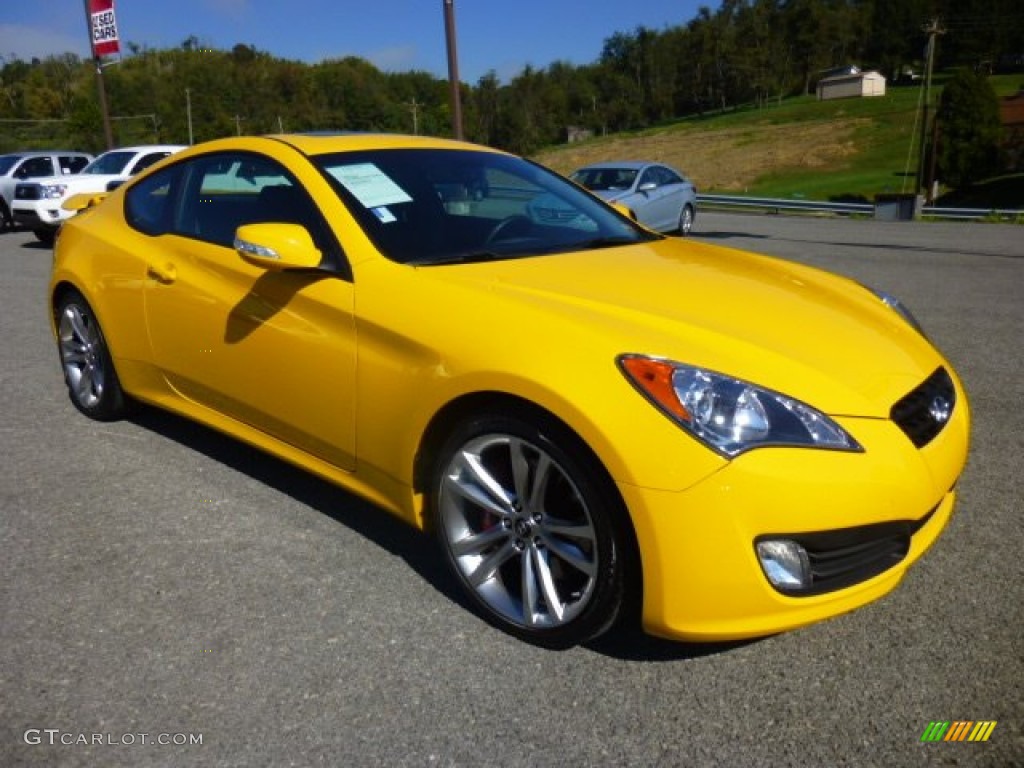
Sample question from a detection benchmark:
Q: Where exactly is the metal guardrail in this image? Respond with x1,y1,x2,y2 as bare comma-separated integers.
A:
919,205,1024,221
696,193,1023,222
697,194,874,216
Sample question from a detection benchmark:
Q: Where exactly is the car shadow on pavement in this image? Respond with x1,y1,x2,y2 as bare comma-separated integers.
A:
130,404,761,662
585,618,762,662
128,405,474,609
691,231,769,241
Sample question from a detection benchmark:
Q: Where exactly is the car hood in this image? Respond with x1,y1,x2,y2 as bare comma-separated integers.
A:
415,238,946,417
21,174,123,193
591,189,629,203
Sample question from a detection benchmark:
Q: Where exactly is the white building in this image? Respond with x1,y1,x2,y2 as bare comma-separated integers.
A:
817,70,887,101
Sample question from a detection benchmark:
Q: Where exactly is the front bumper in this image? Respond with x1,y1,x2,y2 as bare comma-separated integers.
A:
13,204,66,231
620,382,969,642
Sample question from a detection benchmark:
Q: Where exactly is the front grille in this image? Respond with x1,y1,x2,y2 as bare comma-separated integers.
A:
15,184,41,201
890,367,956,448
759,505,936,596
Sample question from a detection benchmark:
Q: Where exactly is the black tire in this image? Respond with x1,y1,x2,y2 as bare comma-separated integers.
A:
431,411,627,648
678,204,695,236
34,228,56,247
0,200,12,232
55,290,128,421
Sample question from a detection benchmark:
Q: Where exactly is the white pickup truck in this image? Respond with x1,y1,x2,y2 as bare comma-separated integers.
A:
0,151,93,232
12,144,186,244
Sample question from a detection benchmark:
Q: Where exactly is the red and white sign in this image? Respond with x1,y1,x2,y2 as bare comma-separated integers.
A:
88,0,120,58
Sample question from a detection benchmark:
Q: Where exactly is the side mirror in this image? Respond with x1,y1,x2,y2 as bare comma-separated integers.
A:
637,182,658,193
63,192,108,212
234,223,322,271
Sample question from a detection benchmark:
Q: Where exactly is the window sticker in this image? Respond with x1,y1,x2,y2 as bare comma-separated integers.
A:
328,163,413,209
371,207,397,224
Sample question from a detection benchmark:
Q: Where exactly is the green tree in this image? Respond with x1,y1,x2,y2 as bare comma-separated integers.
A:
935,69,1002,189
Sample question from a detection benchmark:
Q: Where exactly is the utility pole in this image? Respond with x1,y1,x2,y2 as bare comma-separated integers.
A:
81,0,114,149
442,0,464,140
185,88,194,145
916,18,945,204
407,98,421,135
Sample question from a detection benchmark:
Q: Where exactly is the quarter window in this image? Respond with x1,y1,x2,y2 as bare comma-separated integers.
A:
124,165,182,236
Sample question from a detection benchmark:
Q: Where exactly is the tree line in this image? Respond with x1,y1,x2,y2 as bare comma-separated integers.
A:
1,0,1021,156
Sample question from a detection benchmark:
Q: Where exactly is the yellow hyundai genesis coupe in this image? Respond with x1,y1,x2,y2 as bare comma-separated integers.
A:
49,134,969,647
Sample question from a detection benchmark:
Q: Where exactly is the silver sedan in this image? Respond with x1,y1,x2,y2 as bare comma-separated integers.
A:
570,161,697,235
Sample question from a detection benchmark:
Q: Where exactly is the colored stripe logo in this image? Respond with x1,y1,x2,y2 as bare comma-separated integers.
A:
921,721,997,742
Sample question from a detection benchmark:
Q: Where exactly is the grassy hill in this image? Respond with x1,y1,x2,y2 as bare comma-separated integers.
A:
534,74,1024,206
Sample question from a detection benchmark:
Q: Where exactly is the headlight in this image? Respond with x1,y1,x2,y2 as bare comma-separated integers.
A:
618,355,862,457
41,184,68,199
867,286,927,337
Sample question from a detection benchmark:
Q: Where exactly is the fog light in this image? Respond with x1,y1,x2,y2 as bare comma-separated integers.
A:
756,539,812,590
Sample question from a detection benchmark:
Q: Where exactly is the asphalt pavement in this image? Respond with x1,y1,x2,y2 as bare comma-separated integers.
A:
1,213,1021,767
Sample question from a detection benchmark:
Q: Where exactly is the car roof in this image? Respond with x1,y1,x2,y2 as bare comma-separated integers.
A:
1,150,92,159
94,145,188,155
575,161,658,172
269,133,504,157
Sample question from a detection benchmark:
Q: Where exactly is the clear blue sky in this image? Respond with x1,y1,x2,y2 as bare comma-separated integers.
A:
1,1,704,83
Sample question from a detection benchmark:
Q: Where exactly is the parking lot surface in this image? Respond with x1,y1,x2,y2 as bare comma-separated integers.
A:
2,212,1021,766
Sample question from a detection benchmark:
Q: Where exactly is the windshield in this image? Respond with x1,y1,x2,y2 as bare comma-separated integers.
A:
82,151,134,175
0,156,21,175
312,149,655,265
570,167,639,192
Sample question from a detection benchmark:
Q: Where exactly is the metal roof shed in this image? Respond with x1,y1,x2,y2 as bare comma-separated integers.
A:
817,71,887,101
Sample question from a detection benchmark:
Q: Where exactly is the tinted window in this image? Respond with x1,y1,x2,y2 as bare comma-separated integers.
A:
657,166,684,185
125,165,182,236
571,167,637,191
313,149,654,265
0,156,21,175
15,157,54,179
83,152,134,175
173,152,342,273
130,152,171,175
60,155,90,174
638,168,659,188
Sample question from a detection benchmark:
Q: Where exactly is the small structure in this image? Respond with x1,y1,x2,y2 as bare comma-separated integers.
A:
817,69,886,101
566,126,593,144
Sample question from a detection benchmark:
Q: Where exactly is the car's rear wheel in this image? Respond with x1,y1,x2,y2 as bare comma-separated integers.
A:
55,291,127,421
0,200,12,232
432,412,627,647
678,204,695,236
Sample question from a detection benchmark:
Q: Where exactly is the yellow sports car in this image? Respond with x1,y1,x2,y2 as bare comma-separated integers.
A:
49,134,970,647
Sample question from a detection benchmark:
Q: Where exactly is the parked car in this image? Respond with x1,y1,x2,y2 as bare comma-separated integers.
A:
0,151,93,232
570,161,698,235
12,144,186,244
49,134,969,647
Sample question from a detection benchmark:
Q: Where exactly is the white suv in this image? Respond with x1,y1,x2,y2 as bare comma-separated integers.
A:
12,144,186,244
0,151,93,232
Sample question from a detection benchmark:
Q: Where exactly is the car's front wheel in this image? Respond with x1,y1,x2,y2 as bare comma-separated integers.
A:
55,291,127,421
432,412,628,647
34,228,56,246
678,204,695,236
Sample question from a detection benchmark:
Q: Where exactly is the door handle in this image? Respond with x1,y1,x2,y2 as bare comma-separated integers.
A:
147,262,177,284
